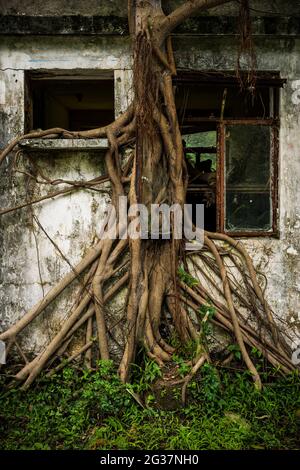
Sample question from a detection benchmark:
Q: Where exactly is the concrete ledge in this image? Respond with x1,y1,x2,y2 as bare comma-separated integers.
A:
19,138,109,150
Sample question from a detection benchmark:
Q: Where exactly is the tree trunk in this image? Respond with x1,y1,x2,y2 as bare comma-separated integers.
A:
0,0,295,392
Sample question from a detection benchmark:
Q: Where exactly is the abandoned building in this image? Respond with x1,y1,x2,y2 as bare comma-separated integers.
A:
0,0,299,359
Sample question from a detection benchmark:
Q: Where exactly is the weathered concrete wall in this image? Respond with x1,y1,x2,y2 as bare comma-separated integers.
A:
0,7,299,356
0,35,132,355
1,0,300,17
1,1,300,37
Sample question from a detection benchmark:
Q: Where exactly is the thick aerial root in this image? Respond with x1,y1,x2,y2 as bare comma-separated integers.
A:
0,239,103,343
181,282,293,374
179,232,295,383
9,269,129,387
206,231,280,348
84,317,93,369
18,292,94,388
181,354,207,405
0,105,134,169
1,223,294,389
0,5,297,392
0,136,296,392
204,234,262,390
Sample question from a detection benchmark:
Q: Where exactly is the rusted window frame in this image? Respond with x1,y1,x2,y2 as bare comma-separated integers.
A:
216,118,279,237
175,70,282,238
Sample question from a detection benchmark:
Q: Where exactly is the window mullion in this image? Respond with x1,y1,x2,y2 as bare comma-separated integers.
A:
216,123,225,233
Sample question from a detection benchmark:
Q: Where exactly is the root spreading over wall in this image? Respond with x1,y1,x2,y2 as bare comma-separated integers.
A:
0,0,297,397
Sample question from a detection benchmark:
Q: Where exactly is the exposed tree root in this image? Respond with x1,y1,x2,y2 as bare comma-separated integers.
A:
0,0,297,397
181,354,207,405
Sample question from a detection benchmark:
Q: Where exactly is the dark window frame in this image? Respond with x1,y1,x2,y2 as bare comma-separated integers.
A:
175,71,283,238
217,119,279,237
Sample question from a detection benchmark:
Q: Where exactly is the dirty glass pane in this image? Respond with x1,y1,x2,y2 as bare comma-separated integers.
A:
225,125,272,231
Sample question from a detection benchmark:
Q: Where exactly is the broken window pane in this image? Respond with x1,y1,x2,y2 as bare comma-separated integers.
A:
184,131,217,170
184,131,217,231
225,125,272,232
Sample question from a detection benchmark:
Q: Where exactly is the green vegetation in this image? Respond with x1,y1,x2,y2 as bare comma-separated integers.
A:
0,360,299,450
178,265,199,287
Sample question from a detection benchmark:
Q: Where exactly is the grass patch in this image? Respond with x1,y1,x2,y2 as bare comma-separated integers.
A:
0,361,299,450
